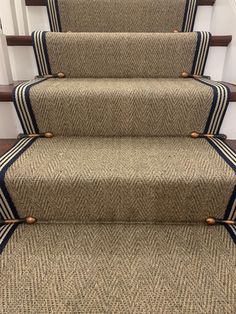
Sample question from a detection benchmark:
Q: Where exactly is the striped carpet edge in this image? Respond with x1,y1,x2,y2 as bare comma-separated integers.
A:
0,138,36,253
192,31,211,76
207,138,236,244
46,0,62,32
32,32,51,77
182,0,197,32
13,78,48,133
196,79,230,134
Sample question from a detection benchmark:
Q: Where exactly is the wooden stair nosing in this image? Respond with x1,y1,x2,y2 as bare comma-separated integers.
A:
0,81,236,102
5,35,232,47
25,0,216,6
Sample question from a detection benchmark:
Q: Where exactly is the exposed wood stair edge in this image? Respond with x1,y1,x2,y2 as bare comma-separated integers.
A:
25,0,216,6
5,35,232,47
0,81,236,102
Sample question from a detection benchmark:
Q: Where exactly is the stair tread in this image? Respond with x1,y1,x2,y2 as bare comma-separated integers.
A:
3,136,235,223
1,138,235,156
1,223,235,313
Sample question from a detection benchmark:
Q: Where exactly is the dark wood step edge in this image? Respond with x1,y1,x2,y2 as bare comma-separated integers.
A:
1,137,235,157
0,81,236,102
6,35,232,47
25,0,216,6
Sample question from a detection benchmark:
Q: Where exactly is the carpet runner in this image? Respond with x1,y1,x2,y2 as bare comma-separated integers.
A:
1,224,235,313
46,0,197,33
1,2,236,312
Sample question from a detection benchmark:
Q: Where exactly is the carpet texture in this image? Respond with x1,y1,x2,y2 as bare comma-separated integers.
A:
32,31,211,78
14,78,229,137
4,137,235,223
46,0,197,33
0,224,235,314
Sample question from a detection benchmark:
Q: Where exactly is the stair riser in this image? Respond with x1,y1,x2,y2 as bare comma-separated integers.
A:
5,178,234,223
1,101,236,140
7,45,227,82
32,32,212,78
25,2,213,33
4,137,235,223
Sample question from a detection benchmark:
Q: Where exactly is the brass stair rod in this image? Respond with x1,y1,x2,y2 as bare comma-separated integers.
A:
206,217,236,225
0,216,37,225
18,132,54,139
191,132,227,140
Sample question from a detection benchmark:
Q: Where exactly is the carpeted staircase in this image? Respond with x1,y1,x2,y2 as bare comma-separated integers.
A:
0,0,236,313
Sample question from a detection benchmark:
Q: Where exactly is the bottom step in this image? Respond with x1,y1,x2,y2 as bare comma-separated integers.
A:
1,223,235,313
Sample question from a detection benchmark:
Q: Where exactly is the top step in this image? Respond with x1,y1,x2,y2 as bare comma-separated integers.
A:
25,0,216,6
25,0,210,33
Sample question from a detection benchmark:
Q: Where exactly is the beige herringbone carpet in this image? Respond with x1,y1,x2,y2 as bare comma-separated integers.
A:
48,0,191,33
1,223,235,314
43,32,197,78
28,78,214,136
5,137,235,223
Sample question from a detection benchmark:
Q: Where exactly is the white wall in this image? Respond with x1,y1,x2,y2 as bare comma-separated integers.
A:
210,0,236,84
209,0,236,139
0,0,18,35
0,102,22,138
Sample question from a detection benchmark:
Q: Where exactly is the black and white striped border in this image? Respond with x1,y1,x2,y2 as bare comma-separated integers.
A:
13,78,48,134
208,138,236,244
32,31,51,77
46,0,62,32
192,32,211,76
196,78,230,134
0,224,17,254
182,0,197,32
224,186,236,243
0,138,36,253
208,138,236,173
226,224,236,244
226,187,236,221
